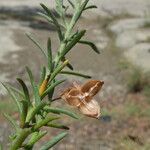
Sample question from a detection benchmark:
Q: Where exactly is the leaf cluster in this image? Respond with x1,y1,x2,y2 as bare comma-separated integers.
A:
2,0,99,149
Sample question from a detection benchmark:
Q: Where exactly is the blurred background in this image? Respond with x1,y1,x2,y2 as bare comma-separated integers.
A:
0,0,150,149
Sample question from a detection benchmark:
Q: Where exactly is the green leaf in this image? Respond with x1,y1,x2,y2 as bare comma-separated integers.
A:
45,107,79,119
41,79,65,99
84,5,97,11
17,78,31,106
78,40,100,54
39,66,46,86
2,83,22,114
26,66,35,88
70,0,89,26
47,38,53,72
20,100,28,128
67,0,75,8
81,0,89,8
9,133,17,141
60,70,91,78
55,0,64,17
40,3,63,41
40,132,68,150
26,102,47,123
3,113,19,131
49,60,68,82
10,128,31,150
25,131,47,149
66,62,74,70
26,33,46,57
47,79,56,101
8,85,24,98
37,12,65,29
37,12,53,23
26,67,41,106
61,57,73,70
61,30,86,57
47,123,69,130
34,116,59,130
55,0,68,27
34,85,41,105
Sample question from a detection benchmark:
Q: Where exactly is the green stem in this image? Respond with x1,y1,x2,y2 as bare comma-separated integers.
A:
10,129,31,150
54,1,89,67
54,9,79,66
54,42,66,67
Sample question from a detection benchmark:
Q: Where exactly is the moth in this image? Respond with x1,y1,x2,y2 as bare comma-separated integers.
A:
61,80,104,118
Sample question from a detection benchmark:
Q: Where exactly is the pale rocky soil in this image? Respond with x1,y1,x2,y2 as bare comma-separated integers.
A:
0,0,150,149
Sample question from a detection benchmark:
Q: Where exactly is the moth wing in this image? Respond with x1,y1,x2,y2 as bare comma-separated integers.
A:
81,80,104,97
61,87,82,107
78,98,100,118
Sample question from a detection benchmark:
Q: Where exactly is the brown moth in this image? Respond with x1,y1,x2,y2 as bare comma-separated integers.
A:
61,80,104,118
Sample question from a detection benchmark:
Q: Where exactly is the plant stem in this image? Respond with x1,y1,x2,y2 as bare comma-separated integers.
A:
10,128,31,150
54,1,89,67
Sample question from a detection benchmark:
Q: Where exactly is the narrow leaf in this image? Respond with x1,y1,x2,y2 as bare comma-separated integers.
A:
2,83,22,114
3,113,19,131
26,67,41,106
34,116,59,130
71,0,89,26
47,38,53,72
39,66,46,86
20,100,28,128
47,123,69,130
61,57,73,70
50,60,68,82
78,40,100,54
84,5,97,11
37,12,53,23
41,79,65,99
60,71,91,78
55,0,64,17
38,12,65,29
40,3,63,40
25,131,47,148
45,107,79,119
26,33,46,57
25,67,34,86
66,62,74,70
34,85,41,105
61,30,86,57
17,78,31,106
47,79,55,101
40,132,68,150
67,0,75,8
8,85,24,98
26,102,46,123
